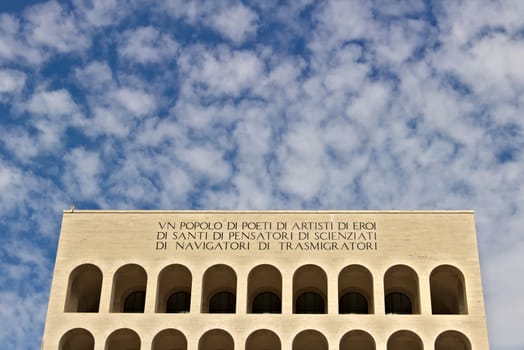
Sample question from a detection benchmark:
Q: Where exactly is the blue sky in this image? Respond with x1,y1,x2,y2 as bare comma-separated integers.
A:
0,0,523,348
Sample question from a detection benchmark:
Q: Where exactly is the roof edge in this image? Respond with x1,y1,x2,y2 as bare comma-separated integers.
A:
62,209,475,214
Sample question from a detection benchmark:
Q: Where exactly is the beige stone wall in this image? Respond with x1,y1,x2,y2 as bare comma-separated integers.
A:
42,210,489,349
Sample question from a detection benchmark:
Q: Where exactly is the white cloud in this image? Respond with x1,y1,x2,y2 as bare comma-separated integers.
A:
374,18,429,65
0,161,26,212
373,0,426,16
71,63,158,137
434,33,524,107
209,3,258,44
24,1,89,53
171,100,236,129
178,145,232,183
276,124,327,200
178,46,264,97
62,148,102,199
0,14,21,62
111,87,155,116
159,0,258,44
0,69,26,94
0,128,40,160
0,239,51,348
1,89,79,160
321,46,367,92
484,239,524,348
159,0,201,23
0,158,66,231
74,61,114,91
346,82,392,127
77,106,132,138
310,0,373,53
133,118,184,147
25,89,78,117
119,26,178,64
73,0,125,27
0,14,42,64
0,291,47,349
434,0,524,48
104,150,161,204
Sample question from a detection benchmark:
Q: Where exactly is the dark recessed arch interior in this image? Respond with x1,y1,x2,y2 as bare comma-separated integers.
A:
59,328,94,350
64,264,102,313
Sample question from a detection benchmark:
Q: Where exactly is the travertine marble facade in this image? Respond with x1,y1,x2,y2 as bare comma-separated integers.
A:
42,210,490,349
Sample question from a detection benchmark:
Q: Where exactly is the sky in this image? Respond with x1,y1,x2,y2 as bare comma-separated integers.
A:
0,0,522,348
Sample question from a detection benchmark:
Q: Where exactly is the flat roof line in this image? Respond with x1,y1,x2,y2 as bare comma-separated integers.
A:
63,209,475,214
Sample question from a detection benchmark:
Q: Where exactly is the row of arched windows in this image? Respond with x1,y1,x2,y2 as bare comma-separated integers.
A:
59,327,472,350
65,263,467,315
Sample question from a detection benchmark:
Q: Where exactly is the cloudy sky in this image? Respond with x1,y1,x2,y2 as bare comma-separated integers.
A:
0,0,523,348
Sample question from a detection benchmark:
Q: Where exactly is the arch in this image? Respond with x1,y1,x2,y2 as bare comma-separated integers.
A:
385,292,412,314
64,264,102,312
293,264,327,314
166,291,191,313
156,264,192,313
199,329,234,350
152,329,187,350
110,264,147,313
435,330,471,350
201,264,237,313
430,265,467,314
252,292,281,313
59,328,94,350
209,291,236,313
340,330,376,350
384,265,420,314
105,328,140,350
340,292,368,314
296,291,325,314
292,329,328,350
338,264,373,314
123,291,146,313
247,264,282,313
246,329,281,350
387,330,423,350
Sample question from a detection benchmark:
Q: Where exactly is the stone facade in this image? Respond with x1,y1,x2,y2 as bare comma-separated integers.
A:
42,210,490,349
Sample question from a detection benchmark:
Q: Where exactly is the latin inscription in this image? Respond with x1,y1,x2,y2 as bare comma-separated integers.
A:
155,219,378,252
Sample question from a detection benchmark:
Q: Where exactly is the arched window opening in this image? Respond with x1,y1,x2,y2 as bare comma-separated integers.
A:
106,328,140,350
292,330,328,350
339,292,368,314
252,292,281,313
59,328,94,350
383,265,420,314
296,292,325,314
246,329,281,350
338,264,373,314
385,292,412,314
199,329,234,350
387,330,423,350
293,265,327,314
110,264,147,313
209,292,236,313
340,330,376,350
123,291,146,313
201,264,237,313
166,291,191,313
430,265,468,314
247,264,282,314
64,264,102,312
152,329,187,350
156,264,192,313
435,330,471,350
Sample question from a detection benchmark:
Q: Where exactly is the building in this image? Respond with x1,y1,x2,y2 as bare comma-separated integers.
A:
42,210,490,349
